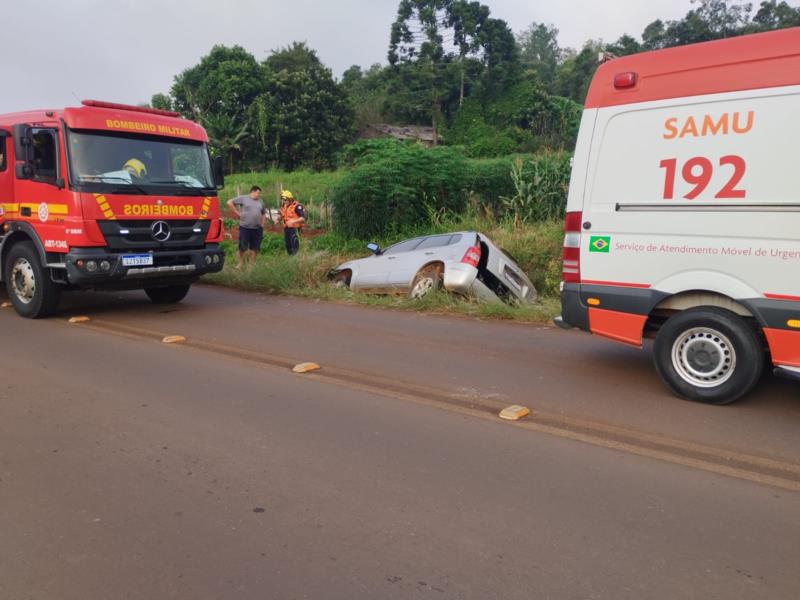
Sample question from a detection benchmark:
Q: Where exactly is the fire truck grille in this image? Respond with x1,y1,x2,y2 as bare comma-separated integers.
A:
98,220,210,250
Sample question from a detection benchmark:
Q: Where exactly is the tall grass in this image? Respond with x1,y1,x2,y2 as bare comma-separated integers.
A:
204,214,564,323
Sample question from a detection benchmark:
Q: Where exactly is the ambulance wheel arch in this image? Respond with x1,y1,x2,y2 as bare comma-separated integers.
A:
651,291,755,320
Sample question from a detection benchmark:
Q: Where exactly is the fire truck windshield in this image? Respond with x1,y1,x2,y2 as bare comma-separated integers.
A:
67,129,215,195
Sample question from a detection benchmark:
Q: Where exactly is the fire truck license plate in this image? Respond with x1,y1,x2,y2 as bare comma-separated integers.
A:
121,254,154,267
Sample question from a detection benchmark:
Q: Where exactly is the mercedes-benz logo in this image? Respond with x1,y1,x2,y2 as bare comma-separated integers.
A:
151,221,171,242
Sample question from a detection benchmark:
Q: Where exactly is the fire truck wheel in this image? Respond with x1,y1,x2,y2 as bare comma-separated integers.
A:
653,307,763,405
144,284,192,304
3,241,62,319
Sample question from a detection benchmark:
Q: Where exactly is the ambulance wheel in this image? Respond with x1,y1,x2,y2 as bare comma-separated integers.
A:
145,284,191,304
653,307,763,405
410,265,442,299
4,241,62,319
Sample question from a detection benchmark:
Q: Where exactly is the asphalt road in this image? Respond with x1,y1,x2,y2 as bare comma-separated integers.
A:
1,285,798,599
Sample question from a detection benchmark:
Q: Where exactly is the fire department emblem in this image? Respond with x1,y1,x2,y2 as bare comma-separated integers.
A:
38,202,49,223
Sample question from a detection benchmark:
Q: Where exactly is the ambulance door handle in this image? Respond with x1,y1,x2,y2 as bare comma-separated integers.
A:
583,221,592,230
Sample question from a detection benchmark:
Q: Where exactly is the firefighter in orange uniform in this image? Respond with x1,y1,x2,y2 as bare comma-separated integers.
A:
278,190,306,255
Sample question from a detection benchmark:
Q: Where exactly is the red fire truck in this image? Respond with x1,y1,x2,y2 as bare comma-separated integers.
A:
0,100,225,318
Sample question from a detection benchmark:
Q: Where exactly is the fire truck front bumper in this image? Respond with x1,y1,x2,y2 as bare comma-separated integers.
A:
64,245,225,289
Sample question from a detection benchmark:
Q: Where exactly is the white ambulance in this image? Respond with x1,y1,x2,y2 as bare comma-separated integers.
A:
556,27,800,405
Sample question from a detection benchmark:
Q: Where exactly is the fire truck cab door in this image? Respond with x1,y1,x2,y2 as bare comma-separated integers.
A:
0,130,12,215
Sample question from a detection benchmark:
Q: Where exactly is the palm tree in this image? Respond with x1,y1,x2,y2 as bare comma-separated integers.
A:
201,112,249,174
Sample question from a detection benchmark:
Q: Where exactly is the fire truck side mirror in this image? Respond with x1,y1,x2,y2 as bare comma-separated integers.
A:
12,124,33,180
213,156,225,189
15,163,34,179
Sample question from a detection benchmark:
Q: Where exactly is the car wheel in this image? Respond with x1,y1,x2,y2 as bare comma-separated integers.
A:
410,265,442,299
145,284,192,304
331,270,351,289
653,307,763,405
4,241,62,318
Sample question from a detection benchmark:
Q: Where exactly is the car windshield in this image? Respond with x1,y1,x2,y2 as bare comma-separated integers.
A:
68,129,214,195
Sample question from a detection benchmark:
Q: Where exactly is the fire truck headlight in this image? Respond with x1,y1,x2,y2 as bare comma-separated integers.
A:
86,260,98,273
100,260,111,272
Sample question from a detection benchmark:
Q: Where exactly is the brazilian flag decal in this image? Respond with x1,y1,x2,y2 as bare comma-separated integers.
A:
590,236,611,253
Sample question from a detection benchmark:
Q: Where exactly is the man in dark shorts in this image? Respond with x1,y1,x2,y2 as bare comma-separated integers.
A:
278,190,306,255
227,186,266,269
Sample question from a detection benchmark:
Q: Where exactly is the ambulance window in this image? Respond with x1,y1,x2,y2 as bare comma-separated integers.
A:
31,129,58,180
0,136,6,171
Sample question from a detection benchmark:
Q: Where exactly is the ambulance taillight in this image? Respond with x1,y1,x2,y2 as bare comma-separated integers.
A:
562,211,582,284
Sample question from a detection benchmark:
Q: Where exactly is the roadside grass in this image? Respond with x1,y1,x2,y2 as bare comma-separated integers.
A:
204,216,563,324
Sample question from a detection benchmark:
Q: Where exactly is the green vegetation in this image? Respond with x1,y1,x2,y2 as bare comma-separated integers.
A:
331,141,571,238
154,0,799,319
151,1,800,170
205,215,564,323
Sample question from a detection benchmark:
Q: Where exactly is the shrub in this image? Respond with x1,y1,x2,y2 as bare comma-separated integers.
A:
468,152,572,219
331,142,472,238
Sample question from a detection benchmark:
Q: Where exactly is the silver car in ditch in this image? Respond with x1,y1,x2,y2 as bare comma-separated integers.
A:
330,232,537,304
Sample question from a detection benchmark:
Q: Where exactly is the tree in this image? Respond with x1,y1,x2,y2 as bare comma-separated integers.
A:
554,41,605,104
606,34,642,57
517,23,562,86
641,1,755,49
201,112,249,174
388,0,516,139
641,19,667,50
751,0,800,28
150,93,173,111
170,45,263,122
341,64,392,131
254,43,355,170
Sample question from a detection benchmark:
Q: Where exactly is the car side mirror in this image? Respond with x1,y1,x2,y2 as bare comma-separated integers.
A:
367,242,382,255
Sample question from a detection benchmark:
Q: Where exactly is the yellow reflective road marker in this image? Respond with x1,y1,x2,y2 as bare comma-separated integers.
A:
293,362,321,374
499,405,532,421
162,335,187,344
68,316,91,324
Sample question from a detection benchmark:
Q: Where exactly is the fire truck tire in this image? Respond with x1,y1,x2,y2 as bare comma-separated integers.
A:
3,241,62,319
144,284,191,304
653,307,763,405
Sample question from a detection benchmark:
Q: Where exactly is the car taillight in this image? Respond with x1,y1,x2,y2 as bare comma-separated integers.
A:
562,211,582,284
461,245,481,267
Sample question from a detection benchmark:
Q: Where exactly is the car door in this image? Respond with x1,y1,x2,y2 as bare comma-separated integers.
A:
354,238,423,290
387,234,459,288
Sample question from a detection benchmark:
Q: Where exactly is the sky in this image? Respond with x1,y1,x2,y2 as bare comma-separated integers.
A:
0,0,696,114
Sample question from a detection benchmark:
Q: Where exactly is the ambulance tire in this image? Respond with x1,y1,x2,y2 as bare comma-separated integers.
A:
145,284,191,304
653,307,763,405
3,241,62,319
